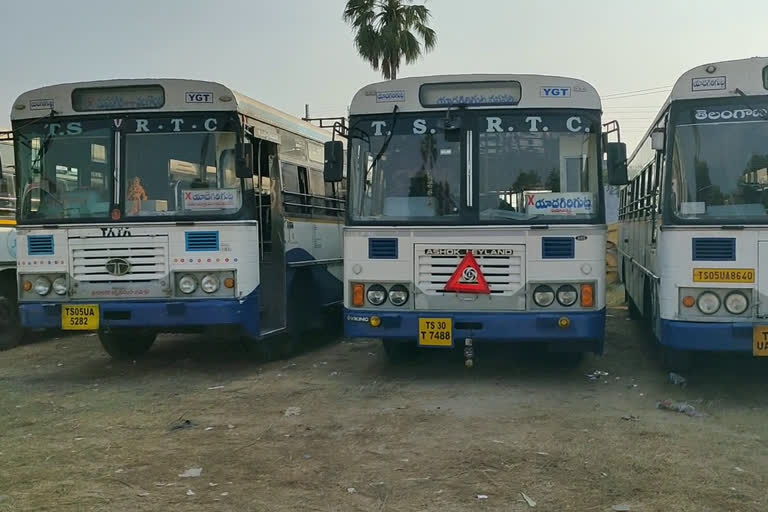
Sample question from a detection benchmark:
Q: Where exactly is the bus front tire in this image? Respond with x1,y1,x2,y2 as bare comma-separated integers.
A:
98,329,156,360
0,297,23,351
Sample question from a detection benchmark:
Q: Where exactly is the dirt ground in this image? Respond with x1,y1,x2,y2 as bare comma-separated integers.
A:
2,293,768,511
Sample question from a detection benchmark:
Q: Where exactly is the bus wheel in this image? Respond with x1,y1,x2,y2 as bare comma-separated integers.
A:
382,340,417,363
0,297,23,351
662,346,691,372
98,329,156,360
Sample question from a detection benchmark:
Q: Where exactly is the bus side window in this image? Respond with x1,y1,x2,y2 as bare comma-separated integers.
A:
298,166,310,213
309,168,325,209
282,162,301,214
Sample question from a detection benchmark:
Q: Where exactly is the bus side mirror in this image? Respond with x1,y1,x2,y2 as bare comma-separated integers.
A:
324,140,343,183
236,143,254,178
651,128,665,151
606,142,628,186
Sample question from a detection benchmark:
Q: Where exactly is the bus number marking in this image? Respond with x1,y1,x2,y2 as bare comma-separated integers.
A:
692,268,755,283
185,92,213,104
418,318,453,347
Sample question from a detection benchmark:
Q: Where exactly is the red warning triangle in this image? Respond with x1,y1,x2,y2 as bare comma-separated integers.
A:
444,251,491,294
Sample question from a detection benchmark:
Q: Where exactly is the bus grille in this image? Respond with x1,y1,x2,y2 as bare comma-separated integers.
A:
415,245,524,296
70,237,169,282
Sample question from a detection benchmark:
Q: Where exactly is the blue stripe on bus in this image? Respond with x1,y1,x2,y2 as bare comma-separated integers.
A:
660,319,753,352
19,288,262,338
344,308,605,352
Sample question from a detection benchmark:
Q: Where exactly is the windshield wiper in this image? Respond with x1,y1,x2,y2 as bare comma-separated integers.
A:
367,105,400,173
734,88,768,120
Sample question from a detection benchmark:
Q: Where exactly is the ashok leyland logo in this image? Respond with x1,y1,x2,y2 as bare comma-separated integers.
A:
461,266,478,283
105,258,131,276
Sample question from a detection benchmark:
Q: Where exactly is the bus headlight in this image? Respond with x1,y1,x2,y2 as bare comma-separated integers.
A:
367,284,387,306
724,291,748,315
556,284,578,307
34,277,52,296
388,284,409,306
178,274,198,294
201,274,219,294
697,291,721,315
533,285,555,307
52,277,68,296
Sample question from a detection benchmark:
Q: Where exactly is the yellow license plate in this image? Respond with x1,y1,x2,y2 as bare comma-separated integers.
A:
418,318,453,347
693,268,755,283
62,304,100,331
753,326,768,356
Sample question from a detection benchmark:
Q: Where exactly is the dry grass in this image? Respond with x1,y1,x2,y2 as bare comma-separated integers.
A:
1,311,767,511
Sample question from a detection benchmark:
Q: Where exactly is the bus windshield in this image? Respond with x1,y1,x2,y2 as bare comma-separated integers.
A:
670,99,768,223
16,120,113,222
123,116,240,218
476,112,600,222
15,114,241,222
0,142,15,220
348,111,601,224
349,113,461,223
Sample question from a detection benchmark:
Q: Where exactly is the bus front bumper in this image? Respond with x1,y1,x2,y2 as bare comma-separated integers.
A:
660,319,761,352
345,309,605,352
19,291,260,337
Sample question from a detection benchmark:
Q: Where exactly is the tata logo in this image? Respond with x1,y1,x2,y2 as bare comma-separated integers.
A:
101,227,132,237
105,258,131,276
540,87,571,98
185,92,214,104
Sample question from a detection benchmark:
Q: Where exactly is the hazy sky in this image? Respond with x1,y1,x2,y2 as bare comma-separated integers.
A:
1,0,767,149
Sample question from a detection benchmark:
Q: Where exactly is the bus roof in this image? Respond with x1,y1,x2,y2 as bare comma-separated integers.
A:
349,74,601,114
669,56,768,102
10,78,331,142
627,56,768,165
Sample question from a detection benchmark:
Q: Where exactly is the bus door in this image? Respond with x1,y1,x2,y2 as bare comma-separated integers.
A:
253,136,287,334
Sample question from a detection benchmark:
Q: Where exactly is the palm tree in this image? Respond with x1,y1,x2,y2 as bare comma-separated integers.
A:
343,0,437,80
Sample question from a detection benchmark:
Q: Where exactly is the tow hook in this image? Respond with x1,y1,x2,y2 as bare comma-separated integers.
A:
464,337,474,368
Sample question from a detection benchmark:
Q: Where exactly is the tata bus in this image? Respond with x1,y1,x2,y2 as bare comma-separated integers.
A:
11,79,343,359
324,75,626,364
619,57,768,369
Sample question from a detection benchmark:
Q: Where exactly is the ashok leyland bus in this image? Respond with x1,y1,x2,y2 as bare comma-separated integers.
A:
619,57,768,369
11,79,343,359
324,75,626,364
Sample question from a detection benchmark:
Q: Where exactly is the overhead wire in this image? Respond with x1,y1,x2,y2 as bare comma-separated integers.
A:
600,85,672,99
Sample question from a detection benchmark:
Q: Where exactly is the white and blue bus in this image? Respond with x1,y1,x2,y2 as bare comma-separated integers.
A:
11,79,343,359
324,75,626,363
619,57,768,369
0,133,21,349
